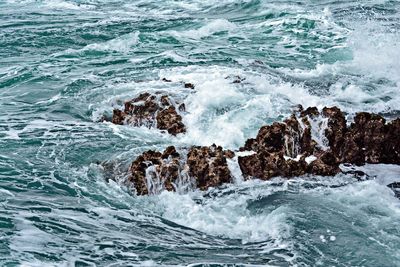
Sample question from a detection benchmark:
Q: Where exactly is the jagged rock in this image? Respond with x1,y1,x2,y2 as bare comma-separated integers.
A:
307,150,340,176
128,146,181,195
112,92,186,135
156,106,186,135
121,106,400,195
383,118,400,163
322,107,347,159
184,83,195,89
341,114,400,165
238,106,348,180
342,113,387,165
300,106,320,118
239,106,400,181
388,182,400,198
187,145,234,190
225,75,246,84
128,145,234,195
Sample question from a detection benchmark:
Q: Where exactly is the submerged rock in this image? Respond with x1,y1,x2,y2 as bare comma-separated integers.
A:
388,182,400,198
112,92,186,135
128,145,234,195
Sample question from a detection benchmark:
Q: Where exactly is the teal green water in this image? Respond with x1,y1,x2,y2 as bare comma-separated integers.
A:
1,0,400,266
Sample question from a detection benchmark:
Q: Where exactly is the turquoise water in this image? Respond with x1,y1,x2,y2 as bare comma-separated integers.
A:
1,0,400,266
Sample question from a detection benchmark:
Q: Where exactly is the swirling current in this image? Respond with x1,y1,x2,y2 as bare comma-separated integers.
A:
1,0,400,266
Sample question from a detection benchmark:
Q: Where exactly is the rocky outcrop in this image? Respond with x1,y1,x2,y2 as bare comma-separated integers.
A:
342,114,400,165
237,107,343,180
128,146,181,195
112,93,186,135
128,145,234,195
187,145,234,191
239,107,400,181
124,106,400,195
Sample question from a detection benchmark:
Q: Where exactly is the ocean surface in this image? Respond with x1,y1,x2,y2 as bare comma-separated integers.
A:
1,0,400,266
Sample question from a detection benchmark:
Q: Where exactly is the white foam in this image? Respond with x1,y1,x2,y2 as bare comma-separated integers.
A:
284,155,302,162
340,164,400,186
4,128,20,139
227,156,245,184
236,151,256,157
159,65,292,149
84,32,140,53
169,19,237,40
44,0,94,10
155,184,293,246
308,116,329,150
305,155,317,164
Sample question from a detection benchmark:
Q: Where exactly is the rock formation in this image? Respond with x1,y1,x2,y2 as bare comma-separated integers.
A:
121,105,400,195
128,145,234,195
341,113,400,165
112,93,186,135
237,106,344,179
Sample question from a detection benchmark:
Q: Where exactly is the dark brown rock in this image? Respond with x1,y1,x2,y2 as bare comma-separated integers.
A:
239,106,399,181
156,106,186,135
341,114,400,165
123,106,400,195
342,113,387,165
322,106,347,159
128,145,234,195
301,106,320,118
238,107,346,180
128,146,181,195
255,122,287,153
112,93,186,135
307,150,340,176
112,109,126,125
187,145,233,190
383,118,400,163
184,83,195,89
238,151,308,180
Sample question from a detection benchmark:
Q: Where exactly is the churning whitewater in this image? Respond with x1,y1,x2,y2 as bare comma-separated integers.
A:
1,0,400,266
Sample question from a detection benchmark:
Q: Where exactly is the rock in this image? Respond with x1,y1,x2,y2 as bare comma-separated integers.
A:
184,83,195,89
322,107,347,159
307,150,340,176
387,182,400,198
300,106,320,118
238,151,308,180
128,145,234,195
239,107,349,180
112,92,186,135
342,113,387,165
225,75,245,84
187,145,234,190
341,114,400,165
238,114,322,180
121,106,400,195
239,106,400,181
128,146,181,195
382,118,400,164
156,106,186,135
112,109,126,125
